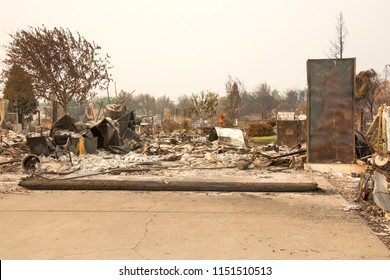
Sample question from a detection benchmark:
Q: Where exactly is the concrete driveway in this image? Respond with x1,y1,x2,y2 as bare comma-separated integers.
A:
0,187,389,260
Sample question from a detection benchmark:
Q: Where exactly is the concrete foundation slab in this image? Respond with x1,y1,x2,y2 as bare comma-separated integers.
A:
304,163,365,175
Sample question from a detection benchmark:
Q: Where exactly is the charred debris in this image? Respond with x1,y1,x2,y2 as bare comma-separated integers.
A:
357,105,390,216
1,99,314,185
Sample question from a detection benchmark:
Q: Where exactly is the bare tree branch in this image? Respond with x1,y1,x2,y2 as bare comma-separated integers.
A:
329,12,348,59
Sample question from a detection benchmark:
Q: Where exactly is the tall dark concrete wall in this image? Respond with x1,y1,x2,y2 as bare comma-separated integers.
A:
307,58,355,163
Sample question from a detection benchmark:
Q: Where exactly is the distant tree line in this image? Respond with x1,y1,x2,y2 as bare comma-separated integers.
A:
74,77,308,128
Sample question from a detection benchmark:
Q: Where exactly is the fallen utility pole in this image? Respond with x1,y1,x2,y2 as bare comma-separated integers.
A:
19,178,318,192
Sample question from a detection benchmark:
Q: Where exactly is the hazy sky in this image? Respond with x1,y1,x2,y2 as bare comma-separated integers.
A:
1,0,390,101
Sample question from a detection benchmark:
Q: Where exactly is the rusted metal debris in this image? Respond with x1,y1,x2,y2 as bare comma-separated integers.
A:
355,130,375,159
21,154,40,172
276,120,306,148
26,136,50,156
50,114,79,136
255,147,306,160
208,127,248,149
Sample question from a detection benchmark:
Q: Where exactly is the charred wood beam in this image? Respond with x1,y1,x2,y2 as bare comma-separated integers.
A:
255,148,307,160
0,159,21,165
19,178,318,192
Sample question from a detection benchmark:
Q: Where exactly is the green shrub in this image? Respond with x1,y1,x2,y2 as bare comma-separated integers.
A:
247,122,275,137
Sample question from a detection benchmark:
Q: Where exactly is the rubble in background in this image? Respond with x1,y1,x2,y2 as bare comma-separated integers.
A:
1,110,308,180
29,133,306,178
0,129,28,173
2,94,310,179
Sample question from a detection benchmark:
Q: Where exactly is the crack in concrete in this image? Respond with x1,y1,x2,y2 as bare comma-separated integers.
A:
132,213,157,259
51,197,164,260
132,195,164,259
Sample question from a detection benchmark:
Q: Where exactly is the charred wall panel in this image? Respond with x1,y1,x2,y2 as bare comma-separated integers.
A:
307,58,355,163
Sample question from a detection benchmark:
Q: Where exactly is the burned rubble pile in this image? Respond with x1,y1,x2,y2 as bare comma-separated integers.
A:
19,112,307,179
0,102,308,188
354,106,390,220
0,129,28,173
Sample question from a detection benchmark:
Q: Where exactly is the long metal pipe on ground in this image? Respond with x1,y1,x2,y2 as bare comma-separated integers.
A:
19,179,318,192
